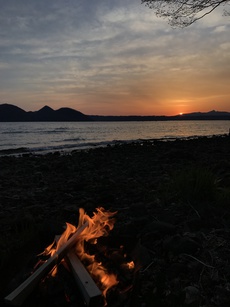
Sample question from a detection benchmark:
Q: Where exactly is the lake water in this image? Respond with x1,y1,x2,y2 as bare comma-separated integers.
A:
0,121,229,155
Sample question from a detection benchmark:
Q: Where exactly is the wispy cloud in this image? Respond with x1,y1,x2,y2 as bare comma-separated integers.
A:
0,0,229,115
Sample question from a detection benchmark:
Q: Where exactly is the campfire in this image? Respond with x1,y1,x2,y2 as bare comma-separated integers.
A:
5,207,135,306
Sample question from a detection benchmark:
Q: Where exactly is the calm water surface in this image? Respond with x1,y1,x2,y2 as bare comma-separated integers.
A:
0,121,229,155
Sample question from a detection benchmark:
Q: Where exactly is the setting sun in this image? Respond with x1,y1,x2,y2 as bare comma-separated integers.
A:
179,112,183,115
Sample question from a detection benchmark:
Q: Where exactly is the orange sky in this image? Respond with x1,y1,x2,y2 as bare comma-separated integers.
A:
0,1,229,116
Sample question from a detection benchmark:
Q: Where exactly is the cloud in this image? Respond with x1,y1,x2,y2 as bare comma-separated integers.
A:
0,0,229,115
213,25,227,32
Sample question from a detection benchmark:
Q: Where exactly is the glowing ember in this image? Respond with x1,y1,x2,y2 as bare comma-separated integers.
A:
88,262,119,297
125,261,135,270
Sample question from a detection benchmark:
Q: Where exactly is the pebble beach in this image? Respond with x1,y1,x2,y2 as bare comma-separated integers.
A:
1,134,230,306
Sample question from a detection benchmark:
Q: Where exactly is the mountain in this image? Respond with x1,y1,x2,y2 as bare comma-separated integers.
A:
0,104,92,122
173,110,230,120
0,103,230,121
90,110,230,121
0,104,28,121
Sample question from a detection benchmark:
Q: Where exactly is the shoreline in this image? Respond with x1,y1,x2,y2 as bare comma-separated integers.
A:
0,132,229,157
1,134,230,306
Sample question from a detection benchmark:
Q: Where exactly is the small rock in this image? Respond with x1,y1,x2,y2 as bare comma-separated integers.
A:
163,234,201,255
184,286,200,305
131,241,152,269
168,263,188,278
144,220,176,235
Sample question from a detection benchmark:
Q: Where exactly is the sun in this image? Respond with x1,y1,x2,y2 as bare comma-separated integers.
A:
179,112,183,115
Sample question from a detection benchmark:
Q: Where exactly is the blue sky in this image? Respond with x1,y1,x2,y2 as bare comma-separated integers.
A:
0,0,229,115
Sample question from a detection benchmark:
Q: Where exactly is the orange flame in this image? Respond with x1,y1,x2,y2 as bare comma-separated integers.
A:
75,207,118,297
41,207,120,299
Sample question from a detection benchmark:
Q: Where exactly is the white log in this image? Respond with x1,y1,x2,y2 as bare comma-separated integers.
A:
66,250,102,306
5,222,89,306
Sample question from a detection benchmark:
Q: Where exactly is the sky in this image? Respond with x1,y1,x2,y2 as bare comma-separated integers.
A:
0,0,229,116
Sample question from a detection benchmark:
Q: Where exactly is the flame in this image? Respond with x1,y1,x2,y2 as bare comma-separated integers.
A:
41,222,77,258
41,207,120,300
88,262,119,297
75,207,118,297
75,207,116,257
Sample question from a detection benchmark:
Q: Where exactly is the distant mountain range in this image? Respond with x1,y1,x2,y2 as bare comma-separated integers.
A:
90,110,230,121
0,103,230,122
0,104,90,122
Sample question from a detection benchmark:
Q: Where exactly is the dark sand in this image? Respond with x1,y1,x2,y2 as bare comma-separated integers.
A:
1,135,230,306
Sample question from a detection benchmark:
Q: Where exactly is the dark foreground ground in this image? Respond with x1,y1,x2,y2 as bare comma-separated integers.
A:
1,135,230,307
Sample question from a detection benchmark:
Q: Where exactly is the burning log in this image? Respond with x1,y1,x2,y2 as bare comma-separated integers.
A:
5,207,132,306
4,221,89,306
66,250,102,306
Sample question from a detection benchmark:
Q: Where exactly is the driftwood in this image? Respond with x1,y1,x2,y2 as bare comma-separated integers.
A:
66,250,102,306
5,222,89,306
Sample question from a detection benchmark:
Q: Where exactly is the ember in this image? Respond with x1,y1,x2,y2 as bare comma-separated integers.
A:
5,207,135,306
